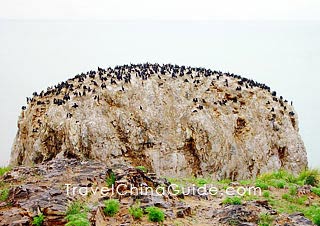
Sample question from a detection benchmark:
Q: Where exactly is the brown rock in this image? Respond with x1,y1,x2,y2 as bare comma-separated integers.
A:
275,212,315,226
10,64,307,180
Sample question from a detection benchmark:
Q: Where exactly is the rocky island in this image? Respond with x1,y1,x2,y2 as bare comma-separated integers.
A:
1,63,318,226
11,63,307,179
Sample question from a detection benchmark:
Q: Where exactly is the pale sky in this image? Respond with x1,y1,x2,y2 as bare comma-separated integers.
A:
0,1,319,168
1,0,320,21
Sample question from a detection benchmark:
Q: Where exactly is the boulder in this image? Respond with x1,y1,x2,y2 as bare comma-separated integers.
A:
10,63,307,180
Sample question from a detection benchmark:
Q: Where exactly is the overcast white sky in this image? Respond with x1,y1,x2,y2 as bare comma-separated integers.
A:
1,0,320,21
0,1,319,168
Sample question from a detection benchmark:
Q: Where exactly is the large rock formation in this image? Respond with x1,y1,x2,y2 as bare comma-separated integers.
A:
10,63,307,180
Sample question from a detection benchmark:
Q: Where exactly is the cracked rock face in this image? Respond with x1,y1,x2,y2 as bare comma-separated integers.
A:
10,63,307,180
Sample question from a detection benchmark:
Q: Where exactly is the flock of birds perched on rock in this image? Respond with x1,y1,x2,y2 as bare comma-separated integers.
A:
21,63,295,133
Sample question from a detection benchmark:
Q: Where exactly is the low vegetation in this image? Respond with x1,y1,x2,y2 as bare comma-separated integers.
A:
298,169,319,186
288,185,298,196
222,196,242,205
166,168,320,225
5,167,318,225
262,190,270,198
128,202,144,219
256,169,320,189
255,179,269,190
257,169,320,225
0,166,11,177
0,188,9,201
136,166,147,173
304,205,320,226
311,187,320,197
106,171,116,187
32,213,45,226
239,180,252,186
169,176,214,186
145,206,165,222
65,201,90,226
243,191,259,201
258,213,274,226
104,199,120,217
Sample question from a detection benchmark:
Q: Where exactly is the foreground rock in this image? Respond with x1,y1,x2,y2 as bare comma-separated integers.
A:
10,63,307,179
0,158,191,225
0,158,316,226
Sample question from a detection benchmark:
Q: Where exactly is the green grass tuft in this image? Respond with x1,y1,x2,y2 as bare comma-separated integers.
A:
222,196,242,205
0,188,9,201
136,166,147,173
32,213,45,226
255,180,269,190
258,213,274,226
218,179,232,185
0,167,11,177
311,187,320,197
65,201,90,226
104,199,120,217
145,206,165,222
262,190,270,198
304,205,320,226
239,180,252,186
195,178,209,187
129,202,144,219
289,186,298,196
298,169,320,186
269,179,286,189
106,171,116,187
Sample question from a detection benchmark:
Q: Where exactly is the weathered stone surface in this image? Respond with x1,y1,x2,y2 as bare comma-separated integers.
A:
0,158,190,225
211,201,316,226
0,158,316,225
275,212,315,226
212,202,262,225
10,63,307,180
298,185,313,195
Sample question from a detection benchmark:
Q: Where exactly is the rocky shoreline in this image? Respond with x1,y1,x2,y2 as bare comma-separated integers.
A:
0,158,318,225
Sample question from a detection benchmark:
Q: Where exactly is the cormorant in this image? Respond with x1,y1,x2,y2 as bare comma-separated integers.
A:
289,111,295,116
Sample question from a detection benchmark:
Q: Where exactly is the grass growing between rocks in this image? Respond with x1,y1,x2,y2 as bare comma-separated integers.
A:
65,201,90,226
257,169,320,188
244,169,320,225
0,188,9,202
258,213,274,226
166,168,320,225
128,202,144,220
32,213,45,226
104,199,120,217
136,165,147,173
222,196,242,205
145,206,165,222
3,164,318,225
312,187,320,196
0,171,11,206
0,166,11,177
106,171,116,187
243,191,260,201
304,205,320,226
239,180,253,186
269,193,320,225
167,176,215,188
254,169,320,225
